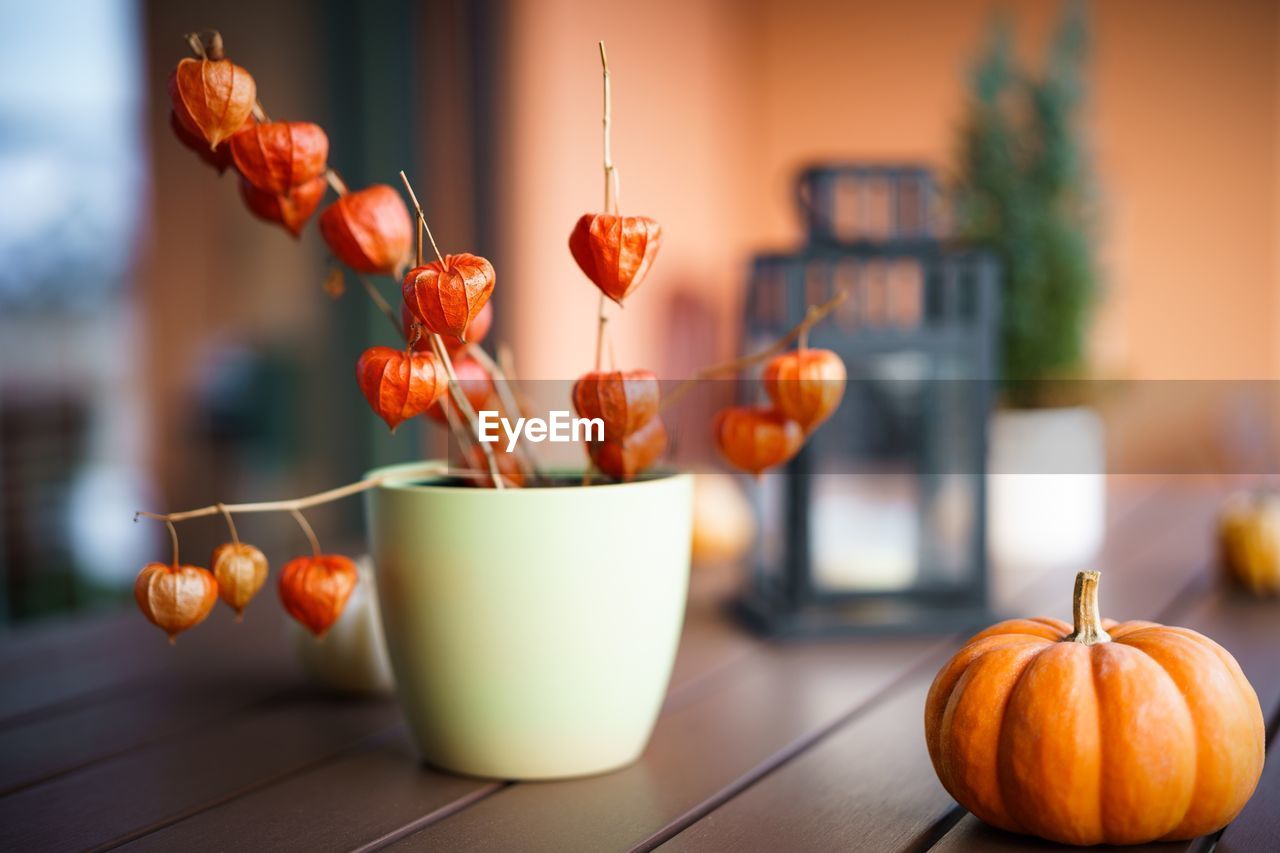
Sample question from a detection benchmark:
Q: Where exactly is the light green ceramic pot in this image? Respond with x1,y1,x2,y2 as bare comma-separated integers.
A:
363,462,693,780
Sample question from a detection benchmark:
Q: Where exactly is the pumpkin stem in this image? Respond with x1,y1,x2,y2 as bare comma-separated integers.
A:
1064,570,1111,645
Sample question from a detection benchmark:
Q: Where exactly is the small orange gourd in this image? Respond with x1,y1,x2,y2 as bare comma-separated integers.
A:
1218,491,1280,596
925,571,1264,846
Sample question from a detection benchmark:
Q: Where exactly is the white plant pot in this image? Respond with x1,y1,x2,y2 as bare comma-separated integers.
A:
364,463,693,780
988,406,1106,575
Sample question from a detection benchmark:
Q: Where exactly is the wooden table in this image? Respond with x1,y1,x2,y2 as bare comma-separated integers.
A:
1,477,1277,852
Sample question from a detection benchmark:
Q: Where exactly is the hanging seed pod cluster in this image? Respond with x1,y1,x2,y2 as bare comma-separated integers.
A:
136,31,849,642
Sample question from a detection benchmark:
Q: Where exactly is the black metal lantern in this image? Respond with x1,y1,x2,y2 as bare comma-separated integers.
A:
735,164,999,636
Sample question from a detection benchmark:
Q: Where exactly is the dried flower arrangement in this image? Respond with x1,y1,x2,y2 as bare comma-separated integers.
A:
135,31,848,643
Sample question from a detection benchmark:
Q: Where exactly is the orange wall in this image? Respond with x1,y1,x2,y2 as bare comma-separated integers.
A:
499,0,1279,380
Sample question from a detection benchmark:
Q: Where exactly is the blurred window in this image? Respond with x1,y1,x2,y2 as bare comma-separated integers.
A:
0,0,150,622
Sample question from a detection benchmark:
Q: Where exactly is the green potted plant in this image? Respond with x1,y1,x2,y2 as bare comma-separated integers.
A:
134,32,846,779
953,1,1105,572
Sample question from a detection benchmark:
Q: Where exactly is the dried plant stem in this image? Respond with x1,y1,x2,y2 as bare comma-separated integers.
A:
430,334,506,489
357,274,403,338
397,170,508,489
592,41,619,375
135,461,454,524
290,508,322,557
659,289,849,414
469,346,545,484
398,172,445,266
166,519,181,566
217,503,240,546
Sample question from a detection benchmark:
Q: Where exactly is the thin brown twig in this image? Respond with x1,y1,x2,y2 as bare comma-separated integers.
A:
135,461,453,524
430,333,506,489
659,289,849,414
398,171,445,266
357,274,403,339
290,508,322,557
166,519,181,566
217,503,240,546
469,346,545,484
397,170,507,489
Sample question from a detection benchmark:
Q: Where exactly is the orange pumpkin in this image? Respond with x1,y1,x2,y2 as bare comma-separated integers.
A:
925,571,1264,846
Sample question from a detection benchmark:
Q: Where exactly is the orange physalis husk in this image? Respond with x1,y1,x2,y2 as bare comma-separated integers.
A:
239,175,327,237
713,406,804,476
403,300,493,354
356,346,446,431
319,184,414,275
762,348,847,432
426,357,493,425
464,445,525,488
210,542,269,618
168,56,257,150
278,554,358,637
169,111,233,173
134,562,219,644
589,415,668,482
230,121,329,195
569,213,662,304
402,254,496,341
572,369,660,441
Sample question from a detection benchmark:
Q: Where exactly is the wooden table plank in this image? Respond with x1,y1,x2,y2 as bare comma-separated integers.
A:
0,602,294,729
41,565,756,851
364,479,1172,852
388,639,947,853
116,731,500,853
660,481,1221,853
0,693,400,851
0,608,302,795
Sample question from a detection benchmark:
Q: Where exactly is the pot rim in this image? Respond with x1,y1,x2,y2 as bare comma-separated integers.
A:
366,460,692,495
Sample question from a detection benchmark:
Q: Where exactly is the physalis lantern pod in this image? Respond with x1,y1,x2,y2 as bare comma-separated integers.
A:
569,213,662,304
589,415,668,482
572,369,660,441
426,357,493,425
713,406,804,476
134,562,219,644
465,445,526,488
319,184,414,276
168,56,257,150
762,349,847,431
210,542,269,617
278,554,358,637
169,111,233,173
403,300,493,354
230,121,329,195
239,175,327,237
402,254,496,341
356,346,446,431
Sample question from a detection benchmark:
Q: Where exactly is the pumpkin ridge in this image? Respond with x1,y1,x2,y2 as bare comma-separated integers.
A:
991,644,1046,835
1123,629,1263,839
1129,637,1199,839
939,642,1042,832
1088,645,1107,839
